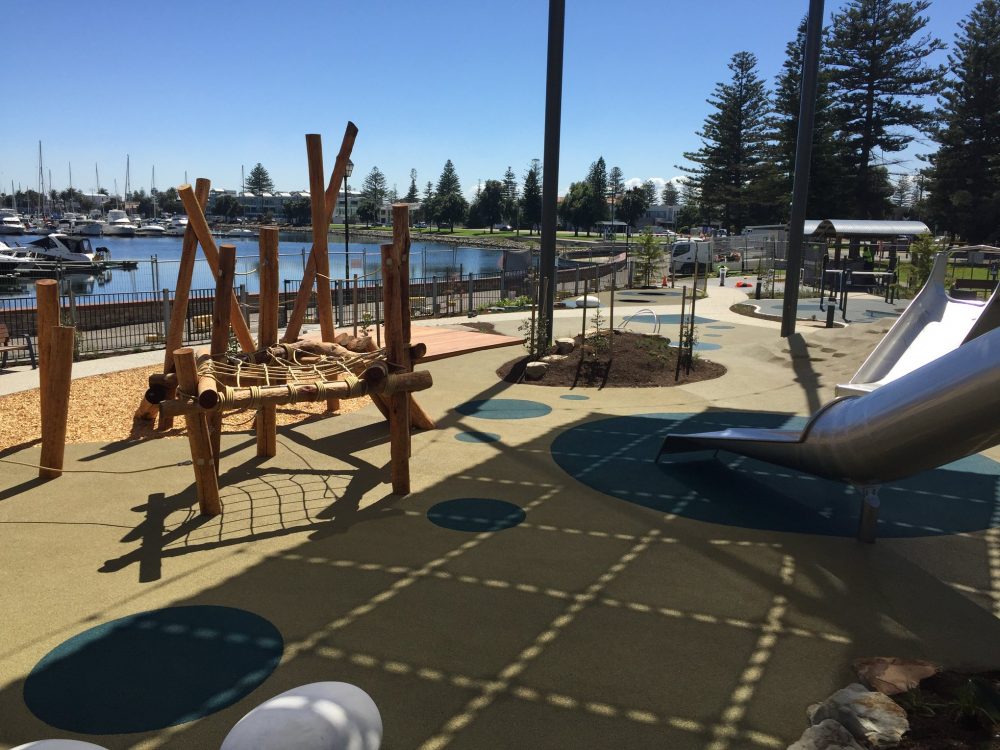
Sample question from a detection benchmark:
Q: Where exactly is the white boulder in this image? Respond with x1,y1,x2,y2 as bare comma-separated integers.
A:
12,743,109,750
564,295,601,309
788,719,864,750
807,683,908,748
221,682,382,750
524,361,549,380
554,337,576,354
540,354,568,364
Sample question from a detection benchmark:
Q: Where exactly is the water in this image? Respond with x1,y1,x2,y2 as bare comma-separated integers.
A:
1,233,506,299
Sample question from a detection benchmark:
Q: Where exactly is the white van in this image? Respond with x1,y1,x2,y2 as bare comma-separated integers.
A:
669,240,714,275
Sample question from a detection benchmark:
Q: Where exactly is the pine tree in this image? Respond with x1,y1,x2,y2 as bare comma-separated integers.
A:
925,0,1000,242
679,51,780,231
661,182,679,206
558,182,597,236
403,169,420,203
245,163,274,195
358,166,387,227
501,166,519,230
585,157,609,234
433,160,468,230
773,16,851,218
826,0,945,218
520,162,542,235
893,174,913,207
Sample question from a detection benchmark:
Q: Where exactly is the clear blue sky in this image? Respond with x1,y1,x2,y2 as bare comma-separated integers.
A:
4,0,977,203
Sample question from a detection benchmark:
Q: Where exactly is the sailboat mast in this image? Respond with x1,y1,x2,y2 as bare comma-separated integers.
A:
37,141,44,215
124,155,131,216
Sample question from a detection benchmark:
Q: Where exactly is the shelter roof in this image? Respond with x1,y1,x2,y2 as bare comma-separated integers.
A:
813,219,930,238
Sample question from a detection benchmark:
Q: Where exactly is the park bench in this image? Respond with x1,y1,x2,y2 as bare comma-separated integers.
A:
950,277,997,300
0,322,36,370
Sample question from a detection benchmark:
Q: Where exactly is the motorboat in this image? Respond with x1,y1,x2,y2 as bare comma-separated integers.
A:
58,212,103,236
0,210,25,235
103,208,136,237
164,216,189,236
135,221,166,236
0,234,133,276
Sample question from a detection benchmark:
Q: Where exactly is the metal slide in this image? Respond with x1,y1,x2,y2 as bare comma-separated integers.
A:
657,325,1000,540
837,251,1000,396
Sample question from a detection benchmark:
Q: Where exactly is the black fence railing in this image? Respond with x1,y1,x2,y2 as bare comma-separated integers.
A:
0,259,633,366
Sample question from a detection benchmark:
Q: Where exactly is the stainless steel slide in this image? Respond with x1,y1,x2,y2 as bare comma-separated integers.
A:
837,251,1000,396
659,325,1000,488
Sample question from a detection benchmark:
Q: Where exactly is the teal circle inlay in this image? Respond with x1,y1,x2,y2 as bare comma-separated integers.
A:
456,399,552,420
671,341,722,351
456,430,501,443
626,313,716,325
550,412,1000,538
427,499,526,532
23,606,283,734
703,334,722,338
560,394,590,401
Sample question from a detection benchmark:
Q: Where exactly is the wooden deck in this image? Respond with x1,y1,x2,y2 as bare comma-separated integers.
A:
410,324,524,362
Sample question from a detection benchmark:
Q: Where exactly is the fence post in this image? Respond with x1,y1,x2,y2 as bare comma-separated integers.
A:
432,276,439,317
574,267,580,295
336,279,345,327
239,284,248,332
151,254,159,291
468,272,474,312
161,288,171,341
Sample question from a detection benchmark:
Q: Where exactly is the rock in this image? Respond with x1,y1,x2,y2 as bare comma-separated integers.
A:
564,295,601,309
524,361,549,380
540,354,568,364
807,683,908,748
788,719,864,750
852,657,941,696
12,743,110,750
555,337,576,354
221,681,382,750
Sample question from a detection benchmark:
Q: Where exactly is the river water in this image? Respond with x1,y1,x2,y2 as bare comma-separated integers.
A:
1,233,506,299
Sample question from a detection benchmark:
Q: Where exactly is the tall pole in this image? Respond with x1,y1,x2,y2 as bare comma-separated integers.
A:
344,173,350,279
539,0,565,350
780,0,825,338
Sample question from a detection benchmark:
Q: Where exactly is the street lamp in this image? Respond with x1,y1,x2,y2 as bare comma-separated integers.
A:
344,159,354,279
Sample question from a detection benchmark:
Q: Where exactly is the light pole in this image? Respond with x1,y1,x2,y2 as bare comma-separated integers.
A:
343,159,353,279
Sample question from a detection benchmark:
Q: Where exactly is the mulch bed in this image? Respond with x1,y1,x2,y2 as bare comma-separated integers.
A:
497,331,726,388
894,671,1000,748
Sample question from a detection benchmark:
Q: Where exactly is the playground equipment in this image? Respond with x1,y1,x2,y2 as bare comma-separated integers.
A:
658,255,1000,542
139,127,433,514
837,250,1000,396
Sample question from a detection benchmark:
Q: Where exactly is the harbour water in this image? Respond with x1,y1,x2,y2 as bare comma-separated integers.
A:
0,234,506,299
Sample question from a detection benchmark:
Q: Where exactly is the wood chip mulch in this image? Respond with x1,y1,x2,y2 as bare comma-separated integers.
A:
0,365,367,456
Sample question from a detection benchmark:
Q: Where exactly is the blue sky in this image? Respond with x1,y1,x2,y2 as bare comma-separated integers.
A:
4,0,977,203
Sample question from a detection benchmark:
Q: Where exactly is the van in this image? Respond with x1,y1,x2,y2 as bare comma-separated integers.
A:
669,240,714,275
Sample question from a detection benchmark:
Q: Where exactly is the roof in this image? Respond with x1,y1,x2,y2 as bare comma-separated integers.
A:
813,219,930,238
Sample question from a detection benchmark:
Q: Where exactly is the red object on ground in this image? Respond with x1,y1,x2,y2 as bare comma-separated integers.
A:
662,275,667,287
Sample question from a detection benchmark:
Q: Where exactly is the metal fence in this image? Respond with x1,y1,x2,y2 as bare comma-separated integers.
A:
0,258,631,365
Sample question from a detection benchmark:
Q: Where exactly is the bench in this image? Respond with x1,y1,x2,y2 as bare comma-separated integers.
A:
0,322,36,370
950,278,997,299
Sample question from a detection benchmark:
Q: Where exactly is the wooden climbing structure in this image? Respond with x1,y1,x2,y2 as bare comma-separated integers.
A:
137,125,434,515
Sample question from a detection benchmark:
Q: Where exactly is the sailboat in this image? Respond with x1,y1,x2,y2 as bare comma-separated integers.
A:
135,166,166,236
104,156,136,236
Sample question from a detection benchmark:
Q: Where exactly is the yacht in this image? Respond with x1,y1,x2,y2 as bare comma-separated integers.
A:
0,210,25,235
0,234,110,276
135,220,166,236
58,212,103,237
103,208,136,237
164,216,189,236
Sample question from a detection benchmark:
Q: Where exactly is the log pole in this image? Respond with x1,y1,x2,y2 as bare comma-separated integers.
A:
208,245,237,474
256,227,279,457
149,177,211,428
305,134,340,412
283,122,359,343
382,237,410,495
39,326,74,480
173,347,221,516
35,279,59,440
177,184,256,353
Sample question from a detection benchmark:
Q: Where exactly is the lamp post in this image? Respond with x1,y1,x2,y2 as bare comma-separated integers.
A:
343,159,354,279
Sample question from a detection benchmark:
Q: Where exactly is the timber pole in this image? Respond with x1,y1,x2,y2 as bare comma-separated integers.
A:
256,227,279,457
39,326,74,480
539,0,565,352
780,0,825,338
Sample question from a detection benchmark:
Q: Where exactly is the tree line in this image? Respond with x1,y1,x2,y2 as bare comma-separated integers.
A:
681,0,1000,244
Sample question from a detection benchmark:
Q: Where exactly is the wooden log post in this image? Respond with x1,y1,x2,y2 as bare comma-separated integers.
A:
39,326,74,480
178,184,256,353
256,227,280,457
144,177,211,428
207,245,237,475
381,237,411,495
283,122,359,343
305,134,340,412
173,347,221,516
35,279,60,441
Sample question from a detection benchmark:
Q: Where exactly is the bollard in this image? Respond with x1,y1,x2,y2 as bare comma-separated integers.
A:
755,280,762,300
826,303,836,328
719,266,727,286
